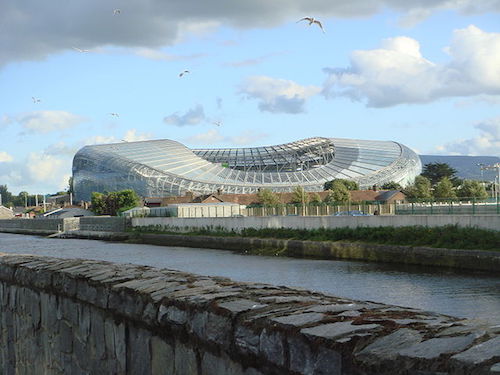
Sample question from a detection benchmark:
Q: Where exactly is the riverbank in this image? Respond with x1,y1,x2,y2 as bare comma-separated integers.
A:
52,229,500,273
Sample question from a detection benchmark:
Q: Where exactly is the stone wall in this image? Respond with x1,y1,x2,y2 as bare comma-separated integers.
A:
132,214,500,233
79,217,128,232
0,217,127,235
0,253,498,375
0,218,65,235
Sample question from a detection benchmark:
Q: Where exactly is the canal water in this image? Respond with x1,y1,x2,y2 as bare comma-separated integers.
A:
0,232,499,324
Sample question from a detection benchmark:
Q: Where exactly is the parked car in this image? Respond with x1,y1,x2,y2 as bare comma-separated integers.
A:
333,210,372,216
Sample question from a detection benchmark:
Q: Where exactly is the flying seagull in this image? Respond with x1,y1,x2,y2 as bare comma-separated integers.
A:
72,47,89,53
297,17,325,33
113,9,121,15
212,121,222,127
32,97,41,103
179,70,190,77
109,113,119,117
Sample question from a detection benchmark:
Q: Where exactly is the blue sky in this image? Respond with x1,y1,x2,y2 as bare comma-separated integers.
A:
0,1,499,195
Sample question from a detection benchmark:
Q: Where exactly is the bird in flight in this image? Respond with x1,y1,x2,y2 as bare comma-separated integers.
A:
297,17,325,33
32,97,41,103
109,113,119,117
113,9,121,15
212,121,222,127
179,70,190,78
72,47,89,53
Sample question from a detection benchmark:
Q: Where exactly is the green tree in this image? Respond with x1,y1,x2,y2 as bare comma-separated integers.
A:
291,186,309,205
381,181,402,190
310,192,322,204
67,176,74,194
0,185,13,206
324,179,358,191
404,176,432,199
457,180,488,199
91,190,140,215
257,188,280,205
324,181,350,203
434,177,457,199
91,192,106,215
421,163,459,186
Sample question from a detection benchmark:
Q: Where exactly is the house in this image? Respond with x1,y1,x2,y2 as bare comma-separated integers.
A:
146,189,407,206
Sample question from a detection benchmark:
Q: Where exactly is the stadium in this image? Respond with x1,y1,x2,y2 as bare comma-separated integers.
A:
72,137,422,201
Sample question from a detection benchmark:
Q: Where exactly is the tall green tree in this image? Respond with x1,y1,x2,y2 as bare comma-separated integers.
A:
257,188,280,205
0,185,13,206
434,177,457,199
309,192,322,204
404,176,432,199
291,186,309,205
421,163,459,186
324,179,358,191
91,189,139,215
457,180,488,199
324,181,350,203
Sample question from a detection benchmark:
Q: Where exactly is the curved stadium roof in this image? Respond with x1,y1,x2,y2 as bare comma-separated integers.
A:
73,137,421,201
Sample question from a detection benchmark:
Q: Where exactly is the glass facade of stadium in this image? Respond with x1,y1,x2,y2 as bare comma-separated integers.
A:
73,137,422,201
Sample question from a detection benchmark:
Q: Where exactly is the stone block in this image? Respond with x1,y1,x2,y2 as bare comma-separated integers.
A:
174,342,198,375
450,336,500,365
288,335,314,374
216,299,267,315
301,321,380,340
127,326,152,375
158,305,188,326
104,318,126,373
271,312,325,327
398,334,477,359
235,325,260,356
259,328,284,367
151,336,174,375
356,328,423,364
201,351,246,375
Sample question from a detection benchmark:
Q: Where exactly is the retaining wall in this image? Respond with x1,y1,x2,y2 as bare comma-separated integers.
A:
0,217,127,235
0,253,499,375
132,214,500,232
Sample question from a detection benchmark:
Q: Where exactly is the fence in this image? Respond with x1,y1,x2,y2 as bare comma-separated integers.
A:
396,198,500,215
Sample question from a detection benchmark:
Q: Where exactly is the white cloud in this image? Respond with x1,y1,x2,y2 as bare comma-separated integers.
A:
229,130,268,145
16,110,86,133
164,105,207,126
322,26,500,107
186,129,225,144
5,1,498,67
84,129,153,145
27,153,66,183
434,117,500,156
1,115,12,127
122,129,153,142
239,76,320,114
0,151,13,162
185,129,267,145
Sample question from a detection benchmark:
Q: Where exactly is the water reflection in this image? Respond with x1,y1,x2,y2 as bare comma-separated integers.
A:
0,233,498,324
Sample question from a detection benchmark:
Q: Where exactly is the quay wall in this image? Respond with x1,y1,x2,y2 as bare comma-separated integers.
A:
0,253,498,375
132,215,500,232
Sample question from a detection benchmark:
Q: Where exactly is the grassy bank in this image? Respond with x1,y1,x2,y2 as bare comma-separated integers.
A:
130,224,499,251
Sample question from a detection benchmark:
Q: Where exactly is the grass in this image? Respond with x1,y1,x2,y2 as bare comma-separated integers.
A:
130,224,500,251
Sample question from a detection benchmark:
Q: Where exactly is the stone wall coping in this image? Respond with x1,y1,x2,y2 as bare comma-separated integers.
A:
0,252,498,374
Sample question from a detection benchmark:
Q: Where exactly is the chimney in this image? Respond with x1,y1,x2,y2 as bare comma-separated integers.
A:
216,188,222,195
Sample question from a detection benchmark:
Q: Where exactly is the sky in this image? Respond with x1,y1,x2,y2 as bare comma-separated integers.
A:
0,0,499,195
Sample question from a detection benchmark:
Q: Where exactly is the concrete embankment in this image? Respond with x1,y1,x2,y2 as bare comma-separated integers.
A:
1,253,499,374
1,216,499,272
53,230,500,273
